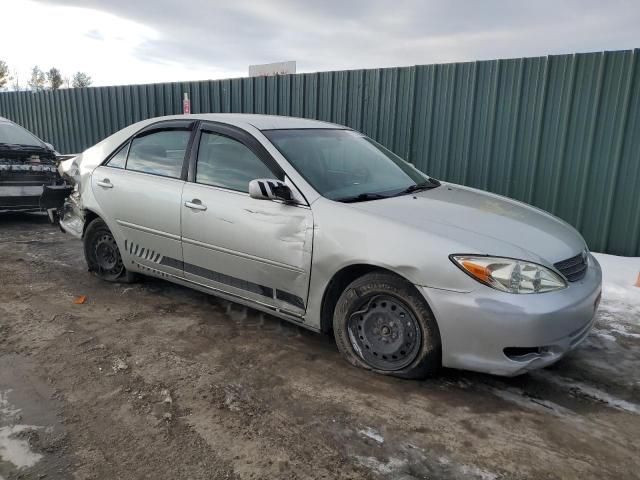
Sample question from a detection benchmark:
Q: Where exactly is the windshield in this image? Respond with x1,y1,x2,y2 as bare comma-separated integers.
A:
264,129,430,201
0,120,45,147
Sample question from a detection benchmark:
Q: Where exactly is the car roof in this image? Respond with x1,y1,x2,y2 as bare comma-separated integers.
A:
148,113,347,131
2,114,346,133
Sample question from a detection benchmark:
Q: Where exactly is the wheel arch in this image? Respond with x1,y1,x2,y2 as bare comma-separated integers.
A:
81,208,101,238
319,263,430,335
81,209,127,257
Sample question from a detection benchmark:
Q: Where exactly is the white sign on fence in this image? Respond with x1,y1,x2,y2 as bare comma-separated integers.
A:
248,61,296,77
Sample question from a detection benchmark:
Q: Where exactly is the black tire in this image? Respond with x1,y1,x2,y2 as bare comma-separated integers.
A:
83,218,137,283
333,272,441,379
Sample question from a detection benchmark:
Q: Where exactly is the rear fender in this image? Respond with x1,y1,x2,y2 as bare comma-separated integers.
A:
58,192,86,238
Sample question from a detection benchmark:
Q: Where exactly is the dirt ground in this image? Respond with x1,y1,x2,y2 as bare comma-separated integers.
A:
1,213,639,480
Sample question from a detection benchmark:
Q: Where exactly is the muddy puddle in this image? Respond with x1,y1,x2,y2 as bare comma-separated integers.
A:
0,355,71,479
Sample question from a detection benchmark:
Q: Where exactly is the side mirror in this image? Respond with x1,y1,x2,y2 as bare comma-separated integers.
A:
249,179,293,202
44,142,55,151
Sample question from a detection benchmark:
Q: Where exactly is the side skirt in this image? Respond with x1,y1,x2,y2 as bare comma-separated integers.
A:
131,260,319,333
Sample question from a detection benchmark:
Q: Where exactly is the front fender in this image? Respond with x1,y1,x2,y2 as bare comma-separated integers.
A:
304,199,479,329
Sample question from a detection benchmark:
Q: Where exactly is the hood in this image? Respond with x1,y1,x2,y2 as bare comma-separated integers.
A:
349,183,586,266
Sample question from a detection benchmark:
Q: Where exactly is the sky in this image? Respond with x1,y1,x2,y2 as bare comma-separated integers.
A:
1,0,639,88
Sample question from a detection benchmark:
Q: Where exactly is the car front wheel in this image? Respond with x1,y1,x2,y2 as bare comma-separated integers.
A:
333,272,441,379
83,218,136,283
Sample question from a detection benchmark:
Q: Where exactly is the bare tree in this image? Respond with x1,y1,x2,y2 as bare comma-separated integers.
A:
11,70,21,91
27,66,46,91
46,67,63,90
71,72,92,88
0,60,11,90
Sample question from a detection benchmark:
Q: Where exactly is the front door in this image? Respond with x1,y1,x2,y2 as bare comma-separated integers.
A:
91,120,194,276
180,123,313,316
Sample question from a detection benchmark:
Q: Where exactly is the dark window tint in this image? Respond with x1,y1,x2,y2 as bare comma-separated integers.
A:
196,132,276,192
106,144,128,168
126,130,190,178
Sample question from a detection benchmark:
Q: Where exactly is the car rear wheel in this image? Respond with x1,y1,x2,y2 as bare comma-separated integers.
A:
83,218,136,283
333,272,441,379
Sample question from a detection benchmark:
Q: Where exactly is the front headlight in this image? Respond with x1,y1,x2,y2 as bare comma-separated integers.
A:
450,255,567,294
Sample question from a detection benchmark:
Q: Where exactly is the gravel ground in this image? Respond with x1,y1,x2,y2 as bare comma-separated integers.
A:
0,213,639,480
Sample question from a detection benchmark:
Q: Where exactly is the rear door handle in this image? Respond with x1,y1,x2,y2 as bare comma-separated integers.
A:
184,200,207,211
96,179,113,188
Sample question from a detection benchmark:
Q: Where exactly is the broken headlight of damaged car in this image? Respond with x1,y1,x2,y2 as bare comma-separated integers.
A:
450,255,567,293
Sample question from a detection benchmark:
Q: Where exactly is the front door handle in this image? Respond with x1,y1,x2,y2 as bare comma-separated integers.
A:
184,199,207,211
96,179,113,188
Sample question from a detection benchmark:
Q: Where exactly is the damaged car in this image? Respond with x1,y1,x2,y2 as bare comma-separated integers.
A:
56,114,602,378
0,116,72,214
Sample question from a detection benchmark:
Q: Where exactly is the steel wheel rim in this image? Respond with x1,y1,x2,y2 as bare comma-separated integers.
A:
94,234,124,277
347,295,421,371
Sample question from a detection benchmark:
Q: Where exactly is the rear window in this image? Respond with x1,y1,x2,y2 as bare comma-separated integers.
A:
126,129,190,178
0,120,44,147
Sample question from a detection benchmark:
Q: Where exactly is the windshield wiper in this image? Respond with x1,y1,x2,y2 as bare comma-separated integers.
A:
397,178,441,195
334,192,390,203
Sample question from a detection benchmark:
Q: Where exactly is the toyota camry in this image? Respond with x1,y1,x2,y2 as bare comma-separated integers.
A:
55,114,602,378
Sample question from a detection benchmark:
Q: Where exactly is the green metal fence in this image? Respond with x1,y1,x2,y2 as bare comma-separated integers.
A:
1,49,639,256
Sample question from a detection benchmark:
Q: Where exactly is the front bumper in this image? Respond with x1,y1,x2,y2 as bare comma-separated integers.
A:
40,184,74,210
0,185,47,211
420,254,602,376
0,183,72,213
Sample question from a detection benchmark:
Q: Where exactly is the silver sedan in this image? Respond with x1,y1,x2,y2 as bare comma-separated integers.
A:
58,114,602,378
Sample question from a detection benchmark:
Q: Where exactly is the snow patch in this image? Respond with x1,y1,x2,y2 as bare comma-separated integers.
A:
355,455,405,475
458,464,499,480
359,426,384,444
534,371,640,415
0,390,21,421
592,253,640,321
593,253,640,288
591,328,617,342
0,424,43,469
355,448,498,479
608,322,640,339
0,389,45,471
487,386,578,420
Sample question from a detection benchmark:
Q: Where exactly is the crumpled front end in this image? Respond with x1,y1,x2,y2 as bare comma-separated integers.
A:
0,148,70,213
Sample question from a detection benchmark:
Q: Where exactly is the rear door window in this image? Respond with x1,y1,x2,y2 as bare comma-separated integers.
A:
126,130,190,178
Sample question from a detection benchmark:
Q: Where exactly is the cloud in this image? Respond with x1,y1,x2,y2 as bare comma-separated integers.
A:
3,0,640,86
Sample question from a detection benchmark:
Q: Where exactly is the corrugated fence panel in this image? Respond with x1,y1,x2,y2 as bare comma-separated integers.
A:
1,50,639,255
608,50,640,256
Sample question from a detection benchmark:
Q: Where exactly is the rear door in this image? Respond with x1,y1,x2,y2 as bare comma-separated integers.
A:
180,122,313,316
91,120,195,276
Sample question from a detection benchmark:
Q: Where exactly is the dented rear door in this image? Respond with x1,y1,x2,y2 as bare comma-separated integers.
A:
180,123,313,316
